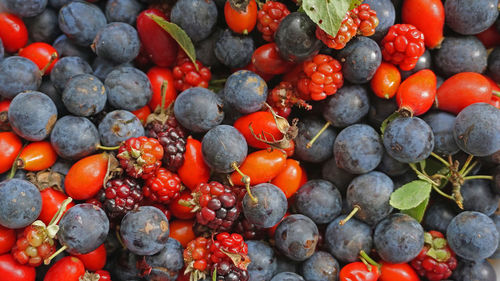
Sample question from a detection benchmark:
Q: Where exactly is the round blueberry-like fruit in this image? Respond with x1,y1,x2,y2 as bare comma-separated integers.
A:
383,116,435,163
274,214,319,261
62,74,107,117
322,85,370,128
143,238,184,281
4,0,47,17
434,36,487,77
374,213,424,264
453,103,500,157
105,66,152,111
335,36,381,84
9,91,57,141
170,0,218,43
120,206,170,256
0,179,41,229
196,28,222,68
51,115,100,160
445,0,499,35
362,0,395,42
294,117,336,163
53,35,94,62
247,241,277,281
92,22,141,64
294,180,342,224
346,171,394,226
488,47,500,83
376,151,409,177
321,157,354,194
400,50,432,80
224,70,268,114
58,1,107,46
334,124,383,174
368,96,398,128
0,56,41,99
423,112,460,155
452,259,496,281
422,200,457,234
325,215,372,263
58,203,109,254
243,183,287,228
215,29,255,68
105,0,143,25
300,251,339,281
50,56,93,91
271,272,304,281
25,8,60,44
201,125,247,173
490,214,500,259
98,110,144,147
275,12,321,63
174,87,224,133
447,211,499,261
461,179,498,216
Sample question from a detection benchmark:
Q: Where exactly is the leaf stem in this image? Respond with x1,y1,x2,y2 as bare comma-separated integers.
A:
431,185,454,200
409,163,439,186
430,152,450,167
463,175,493,181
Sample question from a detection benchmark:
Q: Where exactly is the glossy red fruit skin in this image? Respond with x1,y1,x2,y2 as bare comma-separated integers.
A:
339,262,380,281
234,111,283,150
170,191,196,220
73,244,106,271
436,72,492,114
137,9,179,67
38,188,75,225
0,226,15,255
402,0,444,49
43,256,85,281
476,25,500,49
177,137,210,191
379,262,420,281
224,0,258,34
396,69,436,116
0,254,36,281
147,66,177,112
252,43,294,75
18,42,59,74
0,132,23,174
0,13,28,53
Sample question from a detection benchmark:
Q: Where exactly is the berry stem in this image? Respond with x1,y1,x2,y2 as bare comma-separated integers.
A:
430,152,450,167
231,162,257,203
458,155,474,175
462,161,478,177
493,90,500,98
408,163,439,186
39,53,58,76
359,250,381,269
431,184,454,201
44,245,67,265
7,143,26,179
96,144,121,151
339,205,360,226
48,197,73,226
160,80,169,116
306,121,331,149
463,175,493,180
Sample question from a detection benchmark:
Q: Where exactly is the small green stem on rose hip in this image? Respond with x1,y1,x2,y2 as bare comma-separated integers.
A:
306,121,331,149
463,175,493,181
44,245,68,265
48,197,73,226
96,144,121,151
430,152,450,167
493,90,500,98
359,250,381,269
339,205,360,226
231,162,257,203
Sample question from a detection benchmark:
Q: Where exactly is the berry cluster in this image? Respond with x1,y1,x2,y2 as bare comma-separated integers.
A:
381,24,426,71
117,136,164,179
256,1,290,42
297,54,344,101
411,231,457,281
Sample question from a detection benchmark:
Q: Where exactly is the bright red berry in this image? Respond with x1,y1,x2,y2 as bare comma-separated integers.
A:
267,81,311,118
297,54,344,101
256,1,290,42
11,225,56,267
381,24,426,71
315,14,357,50
172,52,211,92
209,232,250,271
350,4,379,36
0,13,28,53
143,167,182,204
18,42,58,74
410,231,457,281
183,237,212,281
117,136,164,179
396,69,437,116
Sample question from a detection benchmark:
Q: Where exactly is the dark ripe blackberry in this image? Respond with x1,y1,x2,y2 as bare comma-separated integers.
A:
234,216,266,240
146,117,187,172
214,261,250,281
97,177,143,219
191,182,241,233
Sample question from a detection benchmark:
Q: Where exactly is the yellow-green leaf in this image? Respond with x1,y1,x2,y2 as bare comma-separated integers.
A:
390,180,431,210
402,196,429,222
302,0,351,37
148,13,197,67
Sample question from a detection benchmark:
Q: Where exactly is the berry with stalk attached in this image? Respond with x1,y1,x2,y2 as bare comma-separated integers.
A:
410,231,457,281
381,24,426,71
117,136,164,179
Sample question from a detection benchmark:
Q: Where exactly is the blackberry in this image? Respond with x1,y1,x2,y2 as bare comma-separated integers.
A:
97,177,143,219
146,116,187,172
214,260,250,281
233,216,266,240
188,182,241,233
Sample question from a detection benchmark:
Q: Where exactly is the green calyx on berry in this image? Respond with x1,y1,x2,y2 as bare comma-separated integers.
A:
424,232,451,262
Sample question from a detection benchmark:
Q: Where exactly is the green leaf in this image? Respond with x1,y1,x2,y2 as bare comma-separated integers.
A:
402,196,429,222
390,180,432,210
302,0,351,37
349,0,363,10
148,13,197,67
380,111,401,135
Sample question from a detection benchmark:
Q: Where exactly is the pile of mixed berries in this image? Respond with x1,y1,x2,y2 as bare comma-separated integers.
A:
0,0,500,280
